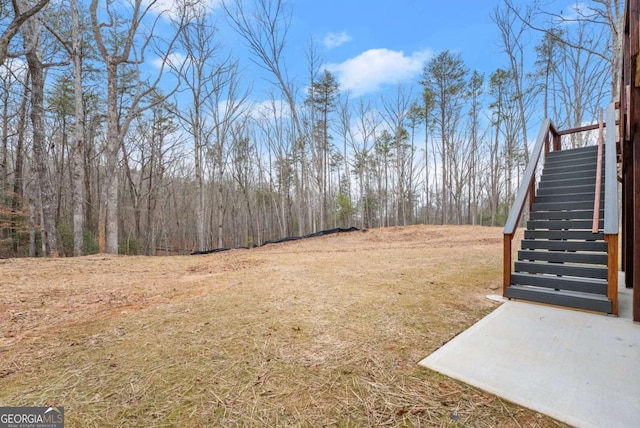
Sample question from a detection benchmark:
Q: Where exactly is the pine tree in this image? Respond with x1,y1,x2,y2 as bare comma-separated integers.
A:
421,50,468,224
305,69,339,230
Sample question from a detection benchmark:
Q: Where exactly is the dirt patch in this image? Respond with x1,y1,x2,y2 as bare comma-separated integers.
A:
0,225,562,426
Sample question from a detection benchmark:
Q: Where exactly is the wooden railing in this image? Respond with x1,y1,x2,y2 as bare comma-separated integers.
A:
503,119,559,294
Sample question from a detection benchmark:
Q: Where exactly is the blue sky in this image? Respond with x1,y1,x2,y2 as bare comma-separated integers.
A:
295,0,502,72
150,0,579,108
268,0,514,98
149,0,513,103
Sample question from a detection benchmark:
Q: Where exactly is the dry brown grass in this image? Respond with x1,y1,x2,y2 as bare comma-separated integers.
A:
0,225,564,427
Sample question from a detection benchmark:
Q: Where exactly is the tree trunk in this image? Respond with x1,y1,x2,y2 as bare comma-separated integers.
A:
21,10,58,256
1,81,8,191
441,118,446,225
71,0,85,256
217,172,224,249
28,192,36,257
102,61,119,254
11,76,29,253
194,124,206,252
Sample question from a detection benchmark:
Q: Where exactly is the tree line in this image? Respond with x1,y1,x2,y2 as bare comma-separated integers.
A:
0,0,622,256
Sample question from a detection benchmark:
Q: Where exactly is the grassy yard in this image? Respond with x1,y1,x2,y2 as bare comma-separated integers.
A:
0,225,564,426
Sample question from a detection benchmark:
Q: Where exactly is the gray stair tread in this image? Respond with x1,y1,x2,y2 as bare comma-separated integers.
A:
517,249,608,265
541,170,599,181
524,230,604,240
546,146,598,156
535,193,598,203
543,165,597,174
538,177,597,188
527,218,604,230
520,239,608,252
536,185,599,196
529,210,603,220
544,163,599,173
526,219,603,230
545,150,601,160
514,260,608,279
510,272,608,295
544,157,600,167
532,201,602,211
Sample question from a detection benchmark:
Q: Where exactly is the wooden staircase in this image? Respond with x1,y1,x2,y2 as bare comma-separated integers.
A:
505,145,612,313
503,106,619,315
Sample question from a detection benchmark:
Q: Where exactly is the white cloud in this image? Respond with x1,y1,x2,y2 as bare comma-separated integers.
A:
0,57,27,81
323,31,352,49
326,48,432,97
554,2,589,24
250,99,291,121
152,52,188,69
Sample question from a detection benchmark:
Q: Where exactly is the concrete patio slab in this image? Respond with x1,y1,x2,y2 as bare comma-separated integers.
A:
419,285,640,428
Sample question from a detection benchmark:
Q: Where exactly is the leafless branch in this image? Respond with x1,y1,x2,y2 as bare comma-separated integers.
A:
0,0,50,67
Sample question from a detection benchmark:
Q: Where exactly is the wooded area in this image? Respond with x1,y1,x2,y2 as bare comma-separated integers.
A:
0,0,623,256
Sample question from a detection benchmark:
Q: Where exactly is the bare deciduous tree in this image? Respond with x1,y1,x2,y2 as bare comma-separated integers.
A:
381,86,413,226
207,60,250,248
0,0,49,67
70,0,85,256
90,0,185,253
19,0,59,256
223,0,308,235
492,3,532,164
505,0,623,101
169,5,222,252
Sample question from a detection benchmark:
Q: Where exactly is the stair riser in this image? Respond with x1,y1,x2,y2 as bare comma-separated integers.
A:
529,210,603,220
544,156,601,167
532,201,602,211
517,250,608,265
526,220,603,230
545,147,602,158
520,239,608,252
546,146,598,156
524,230,605,240
536,186,599,197
510,273,608,294
538,177,597,188
535,193,598,203
544,163,600,174
506,286,612,313
541,170,598,181
514,261,608,279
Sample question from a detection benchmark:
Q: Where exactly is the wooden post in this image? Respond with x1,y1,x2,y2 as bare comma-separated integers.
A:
624,140,633,284
605,234,619,316
553,132,561,152
634,127,640,322
503,234,512,297
544,134,550,157
629,0,640,322
623,2,634,286
626,85,631,141
528,178,536,212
